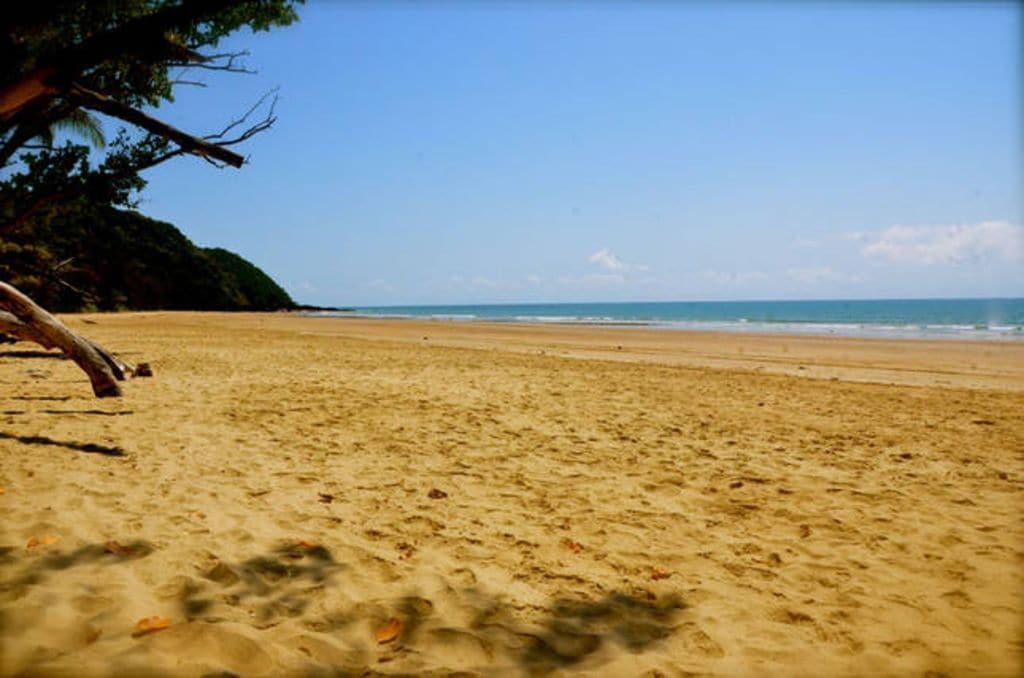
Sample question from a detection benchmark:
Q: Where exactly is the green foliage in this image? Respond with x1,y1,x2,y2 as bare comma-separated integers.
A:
203,247,295,311
1,1,302,314
2,1,301,109
0,204,295,312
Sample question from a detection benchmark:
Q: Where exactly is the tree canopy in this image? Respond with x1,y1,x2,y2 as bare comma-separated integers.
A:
0,0,303,396
1,0,301,231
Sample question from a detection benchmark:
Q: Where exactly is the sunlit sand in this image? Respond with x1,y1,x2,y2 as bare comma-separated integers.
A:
1,312,1021,676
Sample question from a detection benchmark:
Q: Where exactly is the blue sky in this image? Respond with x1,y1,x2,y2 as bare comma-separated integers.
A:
140,1,1021,306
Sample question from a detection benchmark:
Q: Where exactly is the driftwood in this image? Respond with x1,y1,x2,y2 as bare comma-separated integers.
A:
0,281,134,397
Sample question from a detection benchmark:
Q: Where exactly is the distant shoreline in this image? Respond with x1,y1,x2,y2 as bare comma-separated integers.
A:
302,298,1024,342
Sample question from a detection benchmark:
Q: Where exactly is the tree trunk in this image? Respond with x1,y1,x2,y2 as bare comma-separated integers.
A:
0,281,129,397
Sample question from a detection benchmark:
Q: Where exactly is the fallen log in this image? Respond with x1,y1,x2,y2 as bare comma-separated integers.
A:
0,282,133,397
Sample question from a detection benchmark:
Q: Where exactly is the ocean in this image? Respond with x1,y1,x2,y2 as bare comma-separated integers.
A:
316,298,1024,341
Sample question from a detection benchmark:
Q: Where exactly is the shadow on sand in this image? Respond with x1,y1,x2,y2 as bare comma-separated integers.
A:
1,541,685,674
0,431,125,456
177,542,686,673
0,540,154,593
0,350,65,360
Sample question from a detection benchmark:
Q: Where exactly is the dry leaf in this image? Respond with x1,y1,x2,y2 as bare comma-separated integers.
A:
26,535,59,549
560,538,583,554
651,569,672,581
427,488,448,500
104,540,135,557
375,617,402,644
133,616,172,637
297,540,317,549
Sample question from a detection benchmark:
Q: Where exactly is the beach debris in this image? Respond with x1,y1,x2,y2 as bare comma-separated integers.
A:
84,626,103,645
26,535,59,549
799,524,812,539
318,492,334,504
651,569,672,581
427,488,448,500
397,542,417,560
561,538,584,554
104,540,136,557
375,617,403,644
133,616,172,637
729,480,744,489
971,419,995,426
134,362,153,377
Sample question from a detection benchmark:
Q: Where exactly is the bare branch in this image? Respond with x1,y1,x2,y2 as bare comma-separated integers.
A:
167,50,256,74
204,90,278,147
69,83,245,168
169,79,207,88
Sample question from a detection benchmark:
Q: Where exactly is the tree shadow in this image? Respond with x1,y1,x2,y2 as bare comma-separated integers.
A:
1,539,155,592
180,540,347,625
40,409,134,416
468,589,686,672
8,395,72,401
0,350,65,360
176,542,685,673
0,431,124,456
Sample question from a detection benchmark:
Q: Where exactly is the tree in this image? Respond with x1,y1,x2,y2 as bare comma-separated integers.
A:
0,0,302,396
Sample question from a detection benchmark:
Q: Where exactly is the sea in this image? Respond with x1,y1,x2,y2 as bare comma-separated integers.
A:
314,298,1024,341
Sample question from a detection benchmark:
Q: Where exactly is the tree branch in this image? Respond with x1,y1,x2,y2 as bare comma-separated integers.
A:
168,50,256,74
69,83,245,168
0,0,245,120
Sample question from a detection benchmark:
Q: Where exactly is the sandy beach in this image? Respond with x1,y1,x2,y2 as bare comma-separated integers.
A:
1,312,1022,677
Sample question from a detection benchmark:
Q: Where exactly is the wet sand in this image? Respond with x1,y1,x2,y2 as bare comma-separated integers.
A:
1,312,1022,676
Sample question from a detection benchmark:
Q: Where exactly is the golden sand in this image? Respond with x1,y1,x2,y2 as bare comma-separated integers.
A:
1,312,1022,676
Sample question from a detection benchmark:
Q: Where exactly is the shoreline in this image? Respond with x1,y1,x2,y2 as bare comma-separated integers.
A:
276,313,1024,391
303,310,1024,343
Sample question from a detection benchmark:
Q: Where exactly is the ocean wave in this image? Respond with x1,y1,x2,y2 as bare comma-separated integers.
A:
307,302,1024,341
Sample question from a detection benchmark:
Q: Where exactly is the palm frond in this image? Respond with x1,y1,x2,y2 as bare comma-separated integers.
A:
50,110,106,150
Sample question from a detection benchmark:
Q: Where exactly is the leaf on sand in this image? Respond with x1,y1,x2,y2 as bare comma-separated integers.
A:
26,535,59,549
318,492,334,504
651,569,672,581
297,540,318,549
375,617,402,644
560,538,583,554
427,488,448,500
104,540,135,557
133,616,172,637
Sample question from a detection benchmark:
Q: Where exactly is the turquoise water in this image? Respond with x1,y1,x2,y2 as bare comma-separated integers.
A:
317,298,1024,341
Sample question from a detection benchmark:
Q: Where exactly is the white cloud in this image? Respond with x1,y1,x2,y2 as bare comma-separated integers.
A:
471,276,497,288
557,273,626,288
588,247,649,272
701,270,768,286
786,266,854,285
790,237,819,249
360,278,392,291
861,221,1023,265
